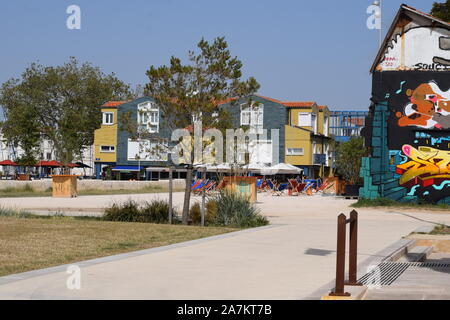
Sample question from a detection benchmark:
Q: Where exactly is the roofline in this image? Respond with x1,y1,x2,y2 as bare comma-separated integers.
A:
370,4,450,73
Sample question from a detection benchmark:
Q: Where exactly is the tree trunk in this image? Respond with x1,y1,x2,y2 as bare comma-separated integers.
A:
201,167,206,226
182,167,193,225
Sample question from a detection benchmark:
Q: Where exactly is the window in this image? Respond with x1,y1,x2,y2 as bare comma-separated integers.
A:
324,116,329,136
287,148,304,156
100,145,115,153
298,113,311,126
240,103,263,133
311,113,317,134
102,112,114,125
240,105,251,125
138,101,159,133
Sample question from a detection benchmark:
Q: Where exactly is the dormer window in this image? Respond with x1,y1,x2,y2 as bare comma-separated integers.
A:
102,112,114,125
138,101,159,133
240,102,263,133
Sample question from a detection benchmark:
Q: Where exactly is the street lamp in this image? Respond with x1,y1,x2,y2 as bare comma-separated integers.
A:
373,0,382,48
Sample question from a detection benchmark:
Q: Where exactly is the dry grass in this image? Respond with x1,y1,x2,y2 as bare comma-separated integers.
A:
0,186,184,198
0,216,237,276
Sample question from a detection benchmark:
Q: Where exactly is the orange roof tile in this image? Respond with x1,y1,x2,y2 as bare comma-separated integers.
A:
282,101,316,108
101,101,129,107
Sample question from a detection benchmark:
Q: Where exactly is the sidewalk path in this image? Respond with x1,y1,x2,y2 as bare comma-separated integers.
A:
0,193,449,299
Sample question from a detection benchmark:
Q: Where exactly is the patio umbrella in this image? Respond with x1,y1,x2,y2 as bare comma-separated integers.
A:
35,160,62,167
75,162,91,168
243,162,268,173
0,160,18,177
261,163,302,175
0,160,17,166
214,163,232,172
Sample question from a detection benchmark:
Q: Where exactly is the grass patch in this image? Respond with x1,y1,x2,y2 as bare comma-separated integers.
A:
0,215,237,276
0,185,184,198
351,198,450,211
430,225,450,235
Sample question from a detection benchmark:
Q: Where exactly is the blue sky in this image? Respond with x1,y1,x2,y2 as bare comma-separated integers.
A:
0,0,436,110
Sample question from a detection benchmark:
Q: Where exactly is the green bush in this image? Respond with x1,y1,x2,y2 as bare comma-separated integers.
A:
103,199,177,224
190,200,217,225
213,191,268,228
141,199,172,223
103,200,142,222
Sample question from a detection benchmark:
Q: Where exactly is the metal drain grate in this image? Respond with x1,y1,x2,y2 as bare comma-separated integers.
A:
358,262,450,286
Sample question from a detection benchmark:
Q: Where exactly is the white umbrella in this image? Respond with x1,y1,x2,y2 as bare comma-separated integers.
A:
243,162,269,173
214,163,232,172
261,163,302,175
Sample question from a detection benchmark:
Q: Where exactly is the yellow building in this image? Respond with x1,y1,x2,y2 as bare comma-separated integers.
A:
93,101,127,179
283,102,333,178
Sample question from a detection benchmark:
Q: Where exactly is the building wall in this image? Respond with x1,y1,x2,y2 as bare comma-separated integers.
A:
362,11,450,204
94,106,117,163
330,111,368,142
116,97,172,167
221,95,286,164
284,125,312,166
284,105,333,173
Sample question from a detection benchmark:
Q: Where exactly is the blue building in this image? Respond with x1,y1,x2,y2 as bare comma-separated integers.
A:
329,111,368,143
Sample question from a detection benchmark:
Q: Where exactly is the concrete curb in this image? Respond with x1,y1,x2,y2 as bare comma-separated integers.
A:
0,223,281,286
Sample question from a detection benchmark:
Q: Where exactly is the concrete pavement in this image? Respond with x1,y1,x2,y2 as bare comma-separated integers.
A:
0,193,450,299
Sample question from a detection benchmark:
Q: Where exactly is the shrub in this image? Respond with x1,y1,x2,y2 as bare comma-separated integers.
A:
103,200,142,222
103,199,177,224
190,200,218,225
213,191,268,228
189,202,201,224
141,199,171,223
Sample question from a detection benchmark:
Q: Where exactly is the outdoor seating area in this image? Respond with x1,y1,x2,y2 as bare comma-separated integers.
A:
189,162,329,197
190,176,323,197
0,160,92,180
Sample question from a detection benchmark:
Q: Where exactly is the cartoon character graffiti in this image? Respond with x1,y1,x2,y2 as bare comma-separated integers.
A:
396,81,450,129
379,27,450,71
396,145,450,190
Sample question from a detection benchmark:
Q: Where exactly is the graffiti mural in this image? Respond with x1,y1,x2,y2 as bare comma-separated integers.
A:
378,26,450,71
361,5,450,204
367,71,450,203
395,144,450,202
395,81,450,129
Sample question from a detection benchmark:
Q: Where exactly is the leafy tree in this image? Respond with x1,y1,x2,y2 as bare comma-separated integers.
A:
0,82,41,165
0,57,132,170
144,37,260,224
431,0,450,22
335,137,367,185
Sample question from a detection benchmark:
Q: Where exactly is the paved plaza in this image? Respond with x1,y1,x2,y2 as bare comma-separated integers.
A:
0,192,449,299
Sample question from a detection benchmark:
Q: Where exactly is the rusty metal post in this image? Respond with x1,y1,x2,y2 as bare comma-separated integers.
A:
330,213,350,296
347,210,362,286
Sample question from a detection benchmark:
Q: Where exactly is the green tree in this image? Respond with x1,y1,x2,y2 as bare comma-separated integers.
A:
335,137,367,185
431,0,450,22
0,57,132,170
144,37,260,224
0,80,41,166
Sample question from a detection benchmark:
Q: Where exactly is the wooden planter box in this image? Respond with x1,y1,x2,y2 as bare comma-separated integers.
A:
223,176,257,203
17,174,30,181
52,175,78,198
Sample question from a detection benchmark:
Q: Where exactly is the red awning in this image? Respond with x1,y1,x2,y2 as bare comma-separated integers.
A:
0,160,17,166
67,163,80,168
35,160,62,167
